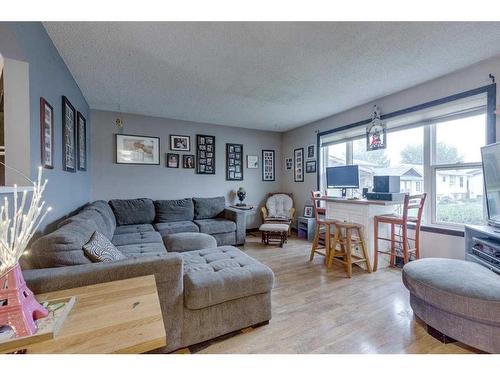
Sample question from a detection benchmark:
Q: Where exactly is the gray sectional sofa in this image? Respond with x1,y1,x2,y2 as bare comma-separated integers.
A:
22,197,274,353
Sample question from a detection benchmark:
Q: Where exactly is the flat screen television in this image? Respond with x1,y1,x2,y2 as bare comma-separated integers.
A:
481,142,500,227
326,165,359,197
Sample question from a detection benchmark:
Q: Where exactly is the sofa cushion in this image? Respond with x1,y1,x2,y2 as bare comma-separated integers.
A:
58,209,112,240
113,224,156,235
164,232,217,253
402,258,500,325
109,198,155,225
181,246,274,310
154,221,199,236
116,242,167,257
30,220,96,268
193,196,225,220
194,218,236,235
81,200,117,237
155,198,194,223
83,231,126,263
111,231,163,247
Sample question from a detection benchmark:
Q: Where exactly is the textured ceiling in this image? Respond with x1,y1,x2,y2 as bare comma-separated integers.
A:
44,22,500,132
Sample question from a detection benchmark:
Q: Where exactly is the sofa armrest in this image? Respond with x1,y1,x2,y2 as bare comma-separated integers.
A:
224,207,246,245
23,253,183,295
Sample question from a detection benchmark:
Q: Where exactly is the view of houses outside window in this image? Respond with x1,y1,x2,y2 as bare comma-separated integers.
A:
321,113,487,226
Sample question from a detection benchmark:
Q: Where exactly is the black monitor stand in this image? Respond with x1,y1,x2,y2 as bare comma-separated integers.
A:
341,188,347,198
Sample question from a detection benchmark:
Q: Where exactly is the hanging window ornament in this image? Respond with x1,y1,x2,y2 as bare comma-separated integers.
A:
366,105,387,151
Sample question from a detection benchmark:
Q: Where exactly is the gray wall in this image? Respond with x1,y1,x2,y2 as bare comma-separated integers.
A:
0,22,91,232
91,110,282,228
281,53,500,259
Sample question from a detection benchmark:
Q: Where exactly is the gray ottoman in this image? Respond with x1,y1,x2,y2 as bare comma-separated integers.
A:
402,258,500,353
164,232,217,253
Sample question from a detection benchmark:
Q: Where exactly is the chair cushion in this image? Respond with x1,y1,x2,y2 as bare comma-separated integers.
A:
266,194,293,219
181,246,275,309
164,232,217,252
109,198,155,225
155,198,194,223
111,231,163,247
116,242,167,257
83,231,126,263
193,196,225,219
113,224,155,235
194,218,236,235
154,221,200,236
402,258,500,325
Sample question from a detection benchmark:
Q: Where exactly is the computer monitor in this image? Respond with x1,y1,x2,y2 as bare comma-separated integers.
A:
326,165,360,197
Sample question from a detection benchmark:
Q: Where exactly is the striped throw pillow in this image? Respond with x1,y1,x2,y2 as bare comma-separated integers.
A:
83,231,126,262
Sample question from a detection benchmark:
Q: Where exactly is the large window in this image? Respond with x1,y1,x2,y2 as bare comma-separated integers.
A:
319,88,495,229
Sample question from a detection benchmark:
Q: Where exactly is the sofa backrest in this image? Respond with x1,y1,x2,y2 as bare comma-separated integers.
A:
30,219,96,268
109,198,155,225
154,198,194,222
81,200,117,237
193,196,226,220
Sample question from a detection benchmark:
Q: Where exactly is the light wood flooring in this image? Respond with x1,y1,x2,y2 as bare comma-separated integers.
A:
193,234,479,354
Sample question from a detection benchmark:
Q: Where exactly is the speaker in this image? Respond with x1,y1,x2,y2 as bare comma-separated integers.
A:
366,192,406,202
373,176,400,193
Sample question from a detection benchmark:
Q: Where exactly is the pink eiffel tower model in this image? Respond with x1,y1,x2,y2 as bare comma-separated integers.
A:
0,264,48,337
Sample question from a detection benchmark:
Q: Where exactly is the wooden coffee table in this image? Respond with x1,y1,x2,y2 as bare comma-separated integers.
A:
1,275,166,354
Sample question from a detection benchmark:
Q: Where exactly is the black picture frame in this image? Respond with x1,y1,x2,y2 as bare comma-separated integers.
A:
170,135,190,151
115,134,161,165
40,97,54,169
306,160,316,173
304,205,314,218
77,111,87,171
226,143,243,181
262,149,275,181
166,153,179,168
196,134,216,174
294,147,304,182
183,154,195,169
62,96,76,173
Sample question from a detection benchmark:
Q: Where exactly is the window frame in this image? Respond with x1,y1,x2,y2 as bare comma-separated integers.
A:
317,84,496,235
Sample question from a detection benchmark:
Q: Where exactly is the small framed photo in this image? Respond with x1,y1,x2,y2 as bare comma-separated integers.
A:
304,205,314,218
166,153,179,168
307,144,315,159
170,135,190,151
40,97,54,169
285,158,293,170
306,160,317,173
247,155,258,169
183,154,195,169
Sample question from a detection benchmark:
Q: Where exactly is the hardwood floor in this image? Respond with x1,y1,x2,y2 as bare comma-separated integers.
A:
196,234,479,354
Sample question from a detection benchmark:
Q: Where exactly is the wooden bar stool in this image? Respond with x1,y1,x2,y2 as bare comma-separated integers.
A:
373,193,426,271
327,221,372,277
309,191,338,263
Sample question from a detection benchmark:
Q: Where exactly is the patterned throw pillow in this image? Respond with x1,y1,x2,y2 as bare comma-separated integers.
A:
83,231,126,263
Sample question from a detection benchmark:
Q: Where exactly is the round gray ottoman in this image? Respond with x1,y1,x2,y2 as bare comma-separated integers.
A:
164,232,217,253
402,258,500,353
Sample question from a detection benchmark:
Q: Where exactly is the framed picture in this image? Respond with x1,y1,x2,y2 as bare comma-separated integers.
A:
304,205,314,218
294,147,304,182
262,150,275,181
307,144,315,159
62,96,76,172
77,112,87,171
247,155,258,169
196,135,215,174
306,160,317,173
116,134,160,165
285,158,293,170
183,154,195,169
40,97,54,169
166,153,179,168
226,143,243,180
170,135,190,151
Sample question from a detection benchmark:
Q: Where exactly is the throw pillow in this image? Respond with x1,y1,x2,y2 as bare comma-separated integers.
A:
83,231,126,263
